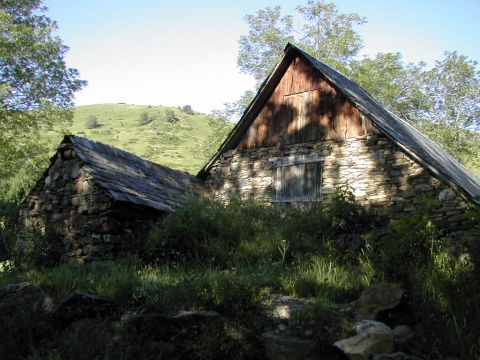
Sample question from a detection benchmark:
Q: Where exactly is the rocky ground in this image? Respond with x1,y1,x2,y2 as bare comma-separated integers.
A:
0,281,436,360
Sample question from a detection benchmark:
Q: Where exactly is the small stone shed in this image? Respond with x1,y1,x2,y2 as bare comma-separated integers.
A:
199,43,480,233
19,135,204,265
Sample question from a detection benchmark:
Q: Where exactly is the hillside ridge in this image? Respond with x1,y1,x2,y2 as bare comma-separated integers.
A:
42,103,215,174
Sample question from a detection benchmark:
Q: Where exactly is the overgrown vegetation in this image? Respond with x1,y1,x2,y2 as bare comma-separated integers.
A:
2,191,479,358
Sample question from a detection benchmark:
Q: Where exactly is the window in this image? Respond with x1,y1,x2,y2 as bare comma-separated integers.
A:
272,155,323,202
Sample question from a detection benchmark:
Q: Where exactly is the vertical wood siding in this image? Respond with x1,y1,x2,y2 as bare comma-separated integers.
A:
272,156,323,202
238,56,373,150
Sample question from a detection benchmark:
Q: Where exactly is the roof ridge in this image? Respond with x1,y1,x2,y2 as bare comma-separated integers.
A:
198,44,480,204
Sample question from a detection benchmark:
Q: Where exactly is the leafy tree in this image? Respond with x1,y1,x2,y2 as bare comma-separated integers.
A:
296,0,365,72
237,1,365,87
417,122,480,173
0,0,85,199
201,91,254,159
423,51,480,129
85,115,99,129
349,53,429,122
181,104,194,115
238,6,294,87
200,115,236,163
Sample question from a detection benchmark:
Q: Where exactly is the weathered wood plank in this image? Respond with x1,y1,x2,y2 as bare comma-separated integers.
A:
237,56,373,149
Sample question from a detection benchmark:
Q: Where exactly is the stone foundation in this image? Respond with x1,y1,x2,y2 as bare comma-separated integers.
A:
205,133,472,234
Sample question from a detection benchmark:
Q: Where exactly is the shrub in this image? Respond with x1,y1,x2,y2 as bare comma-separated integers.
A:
143,189,374,268
166,109,179,124
181,104,194,115
14,223,64,270
0,201,19,263
138,111,152,125
85,115,99,129
365,195,442,280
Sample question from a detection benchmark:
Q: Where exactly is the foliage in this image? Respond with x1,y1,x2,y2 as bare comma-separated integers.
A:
1,197,479,358
365,195,442,280
0,0,85,191
142,188,375,268
0,200,18,262
283,256,374,301
423,51,480,128
237,5,294,87
228,0,480,147
200,114,234,160
165,109,178,124
404,221,480,358
137,111,152,125
417,122,480,174
85,114,98,129
360,197,480,358
17,223,63,269
296,0,366,71
349,53,429,122
180,104,194,115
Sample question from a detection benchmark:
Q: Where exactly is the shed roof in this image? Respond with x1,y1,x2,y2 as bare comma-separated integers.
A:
199,43,480,205
64,135,204,212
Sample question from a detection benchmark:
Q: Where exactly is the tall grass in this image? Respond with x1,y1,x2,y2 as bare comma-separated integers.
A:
1,194,479,358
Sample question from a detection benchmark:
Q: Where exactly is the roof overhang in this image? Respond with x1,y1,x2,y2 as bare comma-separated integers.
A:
197,43,480,206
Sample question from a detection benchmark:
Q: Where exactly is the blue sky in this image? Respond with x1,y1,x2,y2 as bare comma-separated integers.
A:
43,0,480,113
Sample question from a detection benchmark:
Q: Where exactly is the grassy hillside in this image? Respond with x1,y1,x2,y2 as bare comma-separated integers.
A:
42,104,215,174
40,104,480,179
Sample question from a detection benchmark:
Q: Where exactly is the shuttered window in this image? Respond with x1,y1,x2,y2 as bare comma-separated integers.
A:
272,155,323,202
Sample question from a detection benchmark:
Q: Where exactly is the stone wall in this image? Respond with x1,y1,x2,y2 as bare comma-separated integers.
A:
19,143,163,265
205,132,472,234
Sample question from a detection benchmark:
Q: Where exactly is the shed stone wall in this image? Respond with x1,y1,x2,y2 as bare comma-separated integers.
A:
18,143,162,265
205,132,471,234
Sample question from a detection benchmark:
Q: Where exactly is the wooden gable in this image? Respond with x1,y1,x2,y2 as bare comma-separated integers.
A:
238,56,373,150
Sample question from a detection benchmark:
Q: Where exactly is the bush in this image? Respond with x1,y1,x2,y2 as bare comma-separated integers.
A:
142,189,375,268
166,109,179,124
85,115,99,129
0,201,18,263
365,195,443,280
138,111,152,125
181,105,194,115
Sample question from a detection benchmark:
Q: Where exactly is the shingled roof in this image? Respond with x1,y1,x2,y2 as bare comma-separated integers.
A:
63,135,204,212
199,43,480,205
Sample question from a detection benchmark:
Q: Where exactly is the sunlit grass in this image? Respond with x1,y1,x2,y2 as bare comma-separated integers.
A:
40,104,215,174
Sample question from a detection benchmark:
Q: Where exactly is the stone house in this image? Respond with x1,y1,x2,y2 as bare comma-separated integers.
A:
198,43,480,233
19,44,480,263
19,135,204,265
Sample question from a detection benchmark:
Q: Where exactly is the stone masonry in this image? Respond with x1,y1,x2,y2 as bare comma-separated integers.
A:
205,132,471,234
18,143,162,265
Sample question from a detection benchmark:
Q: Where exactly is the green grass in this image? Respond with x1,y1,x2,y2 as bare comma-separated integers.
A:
41,104,215,174
2,195,480,358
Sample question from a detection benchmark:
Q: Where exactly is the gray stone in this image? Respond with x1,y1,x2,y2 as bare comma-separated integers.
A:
373,150,386,164
71,163,81,178
392,325,414,346
334,320,394,360
372,352,422,360
262,331,318,360
355,283,404,321
54,292,118,323
125,310,223,342
267,295,314,322
0,282,55,315
438,188,456,201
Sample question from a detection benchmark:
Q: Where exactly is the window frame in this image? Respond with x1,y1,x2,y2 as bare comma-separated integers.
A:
271,154,324,203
